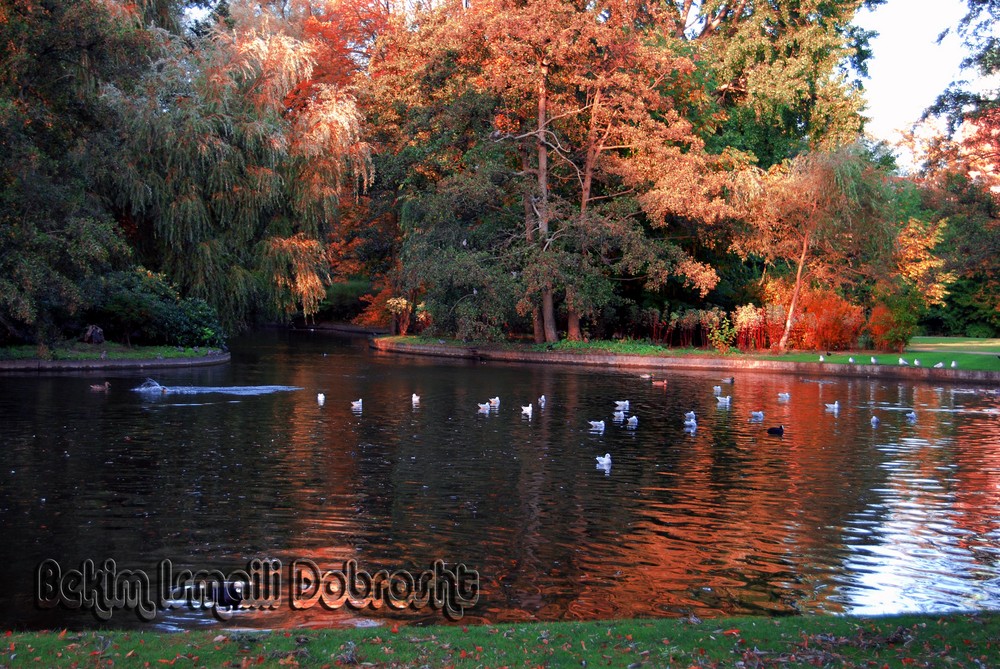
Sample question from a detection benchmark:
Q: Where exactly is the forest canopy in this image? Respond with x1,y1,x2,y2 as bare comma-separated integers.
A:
1,0,996,349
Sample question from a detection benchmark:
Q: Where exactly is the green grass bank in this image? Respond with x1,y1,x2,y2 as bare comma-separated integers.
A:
374,335,1000,383
5,613,997,668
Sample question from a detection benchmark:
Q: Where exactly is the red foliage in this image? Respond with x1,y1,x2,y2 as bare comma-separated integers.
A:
867,303,908,352
799,289,864,351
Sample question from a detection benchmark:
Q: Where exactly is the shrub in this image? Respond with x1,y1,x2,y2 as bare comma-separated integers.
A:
84,269,225,347
733,304,766,351
800,290,864,351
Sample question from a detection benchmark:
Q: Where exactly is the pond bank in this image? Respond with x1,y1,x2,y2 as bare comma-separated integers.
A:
0,350,230,372
372,336,1000,385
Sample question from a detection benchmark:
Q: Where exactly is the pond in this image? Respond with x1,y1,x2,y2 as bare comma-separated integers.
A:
2,329,998,631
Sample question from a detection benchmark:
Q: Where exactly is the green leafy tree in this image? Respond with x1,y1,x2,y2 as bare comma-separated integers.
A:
0,0,145,342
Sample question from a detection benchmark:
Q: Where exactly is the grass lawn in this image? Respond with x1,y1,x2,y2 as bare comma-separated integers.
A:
0,341,223,362
908,336,1000,353
6,613,997,668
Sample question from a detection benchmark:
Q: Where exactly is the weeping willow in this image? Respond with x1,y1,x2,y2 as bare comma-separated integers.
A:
98,5,370,332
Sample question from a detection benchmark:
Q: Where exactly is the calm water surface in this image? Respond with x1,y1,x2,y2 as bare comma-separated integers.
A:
1,330,998,630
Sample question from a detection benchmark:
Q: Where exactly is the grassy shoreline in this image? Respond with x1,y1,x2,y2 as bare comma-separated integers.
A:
6,613,998,667
390,335,1000,372
0,341,224,362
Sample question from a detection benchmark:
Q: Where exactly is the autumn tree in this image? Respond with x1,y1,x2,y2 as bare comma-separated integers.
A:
98,0,371,330
732,145,894,351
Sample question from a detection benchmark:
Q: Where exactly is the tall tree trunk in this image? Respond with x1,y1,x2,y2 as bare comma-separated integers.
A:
537,58,558,343
566,89,603,342
522,142,545,344
778,231,811,352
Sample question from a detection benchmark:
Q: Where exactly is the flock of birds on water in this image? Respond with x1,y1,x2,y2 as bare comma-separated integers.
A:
309,362,948,475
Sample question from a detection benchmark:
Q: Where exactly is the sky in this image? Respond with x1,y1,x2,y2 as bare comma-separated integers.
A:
853,0,977,147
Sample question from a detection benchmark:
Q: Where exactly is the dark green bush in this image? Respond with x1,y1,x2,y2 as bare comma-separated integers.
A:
84,269,225,347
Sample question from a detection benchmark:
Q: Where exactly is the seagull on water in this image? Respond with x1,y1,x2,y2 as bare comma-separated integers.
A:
713,385,722,395
595,453,612,467
750,411,764,422
489,396,500,407
778,392,790,401
684,411,696,421
538,395,546,408
613,411,625,422
626,415,638,429
317,392,325,406
614,400,630,411
351,398,363,410
871,415,880,428
588,420,606,432
905,411,917,422
825,401,840,412
411,393,420,405
521,404,533,418
717,395,731,406
477,402,491,412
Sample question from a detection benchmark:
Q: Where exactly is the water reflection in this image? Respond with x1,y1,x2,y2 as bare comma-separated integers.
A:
1,329,998,630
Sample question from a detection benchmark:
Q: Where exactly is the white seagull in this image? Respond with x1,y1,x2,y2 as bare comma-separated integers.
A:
595,453,612,467
412,393,420,405
871,356,878,365
905,411,917,422
933,362,944,368
317,392,325,406
489,396,500,407
717,395,731,406
684,411,696,421
351,398,363,410
612,411,625,422
899,357,909,366
614,400,630,411
871,415,880,427
521,404,533,418
951,361,958,368
825,401,840,412
819,355,825,362
626,415,638,429
477,402,491,412
538,394,547,408
588,420,606,432
750,411,764,422
849,357,855,364
778,392,791,401
914,359,921,367
712,385,722,395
